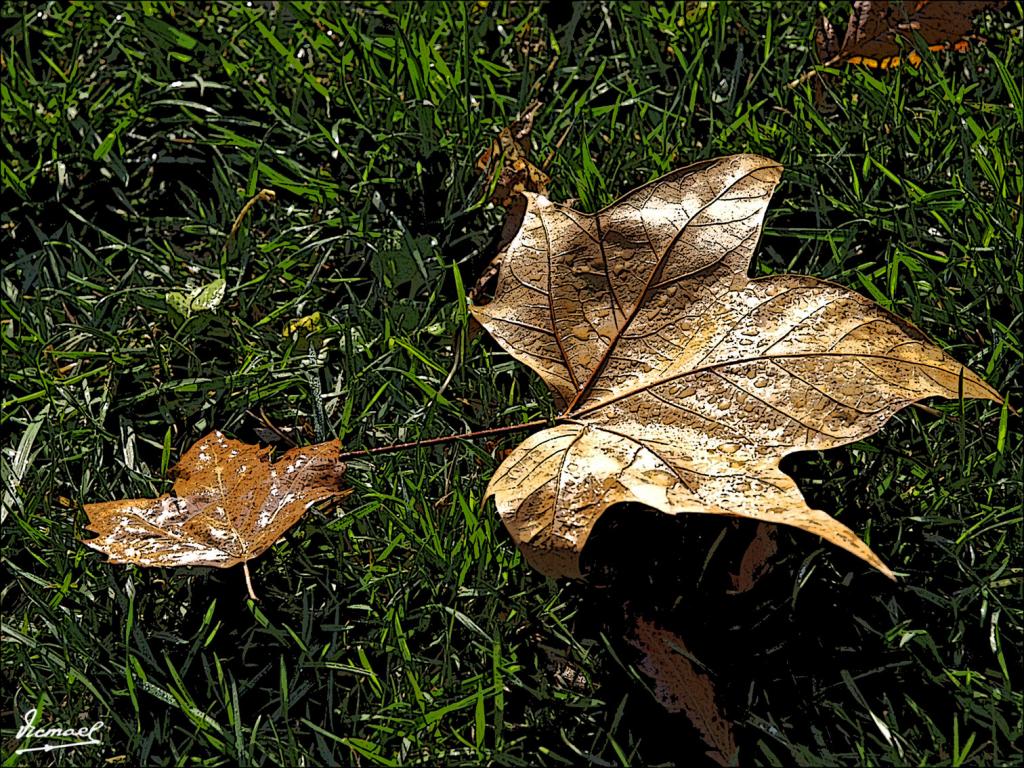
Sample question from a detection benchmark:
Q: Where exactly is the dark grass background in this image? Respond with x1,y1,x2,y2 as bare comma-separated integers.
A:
2,1,1021,765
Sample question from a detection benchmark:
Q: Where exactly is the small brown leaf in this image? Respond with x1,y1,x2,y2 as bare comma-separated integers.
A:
791,0,1005,90
628,613,737,766
470,102,553,305
82,431,347,578
831,0,1003,70
728,522,779,594
475,100,550,208
817,12,841,63
472,154,1003,580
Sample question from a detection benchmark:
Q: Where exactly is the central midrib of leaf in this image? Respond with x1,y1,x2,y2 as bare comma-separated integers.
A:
563,348,947,422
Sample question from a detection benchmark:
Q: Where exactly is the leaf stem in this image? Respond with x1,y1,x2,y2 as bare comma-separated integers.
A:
336,419,549,462
243,562,258,602
786,55,841,89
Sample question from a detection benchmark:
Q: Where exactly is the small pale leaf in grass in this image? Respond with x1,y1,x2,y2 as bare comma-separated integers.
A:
166,277,226,318
472,154,1002,580
283,311,323,337
83,431,348,599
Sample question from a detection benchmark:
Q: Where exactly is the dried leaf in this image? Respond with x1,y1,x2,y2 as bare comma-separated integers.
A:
83,431,347,595
471,154,1002,580
475,100,550,208
791,0,1005,89
628,614,736,766
829,0,1003,70
816,12,841,63
470,102,552,304
728,522,778,594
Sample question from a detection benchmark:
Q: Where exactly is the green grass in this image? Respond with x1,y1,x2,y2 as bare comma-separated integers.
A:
2,1,1021,765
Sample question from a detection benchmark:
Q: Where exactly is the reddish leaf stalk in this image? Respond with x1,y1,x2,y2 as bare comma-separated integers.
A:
336,419,550,462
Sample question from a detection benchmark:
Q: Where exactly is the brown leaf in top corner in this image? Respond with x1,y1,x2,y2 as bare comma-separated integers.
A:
83,431,348,568
471,154,1002,580
828,0,1005,70
475,100,550,208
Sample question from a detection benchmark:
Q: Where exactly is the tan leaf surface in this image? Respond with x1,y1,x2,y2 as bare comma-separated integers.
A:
83,431,347,569
472,154,1002,579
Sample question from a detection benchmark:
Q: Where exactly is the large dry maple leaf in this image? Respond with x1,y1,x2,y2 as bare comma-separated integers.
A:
83,431,348,597
471,154,1001,580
